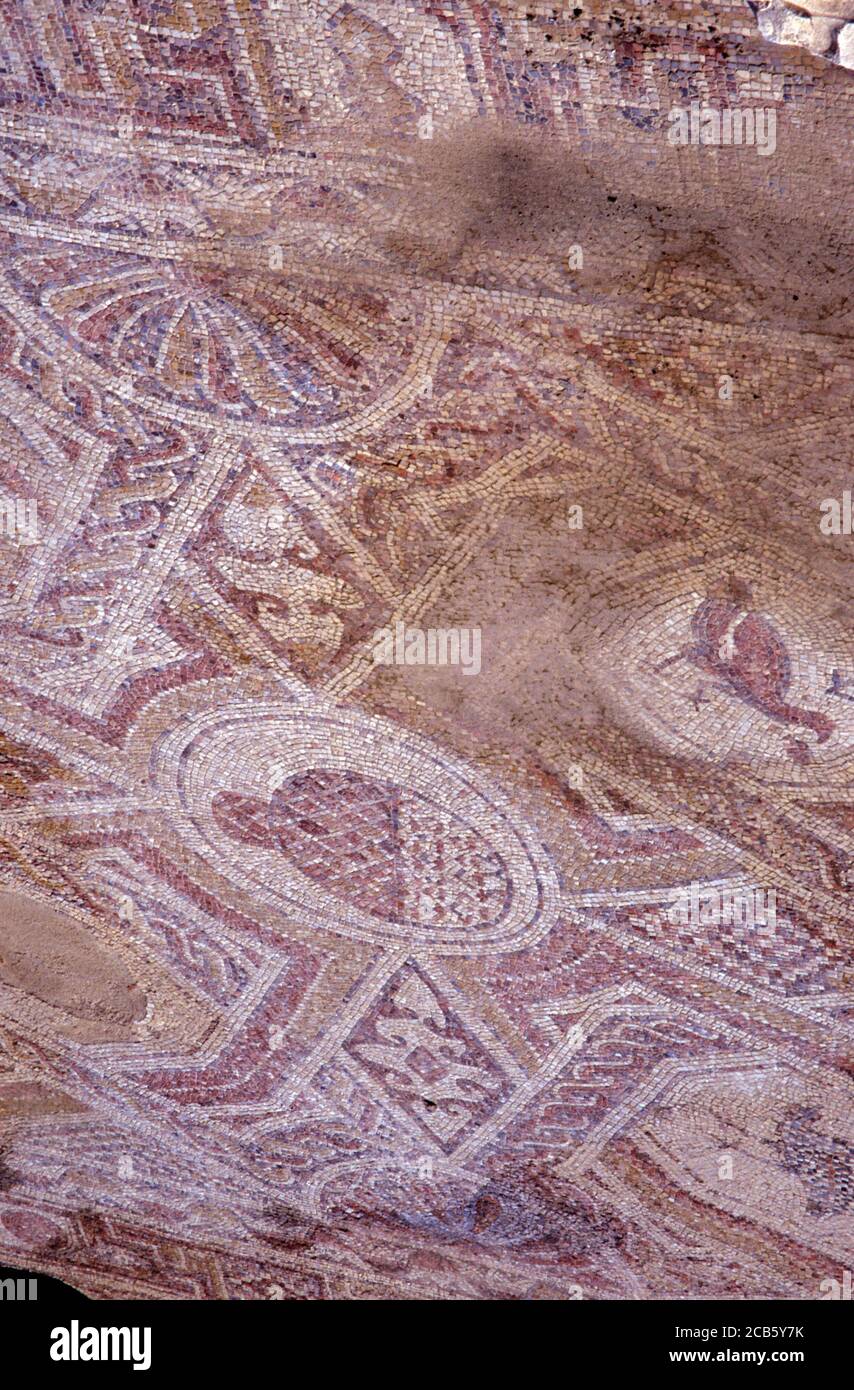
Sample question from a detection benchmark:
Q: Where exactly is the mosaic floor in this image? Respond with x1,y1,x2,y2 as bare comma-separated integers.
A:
0,0,851,1301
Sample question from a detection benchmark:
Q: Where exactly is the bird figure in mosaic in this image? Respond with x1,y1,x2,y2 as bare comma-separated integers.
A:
655,578,835,743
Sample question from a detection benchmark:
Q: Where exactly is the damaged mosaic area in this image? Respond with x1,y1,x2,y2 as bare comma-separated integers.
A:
0,0,851,1300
